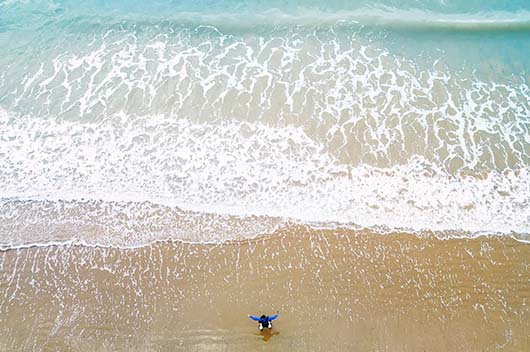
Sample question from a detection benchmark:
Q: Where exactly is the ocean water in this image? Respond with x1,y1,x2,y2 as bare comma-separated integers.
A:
2,2,530,350
1,0,530,246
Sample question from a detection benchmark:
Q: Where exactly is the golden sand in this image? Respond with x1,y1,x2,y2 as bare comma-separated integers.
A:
1,227,529,351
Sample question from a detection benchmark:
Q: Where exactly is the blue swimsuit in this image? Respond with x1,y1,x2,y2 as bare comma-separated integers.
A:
249,314,279,326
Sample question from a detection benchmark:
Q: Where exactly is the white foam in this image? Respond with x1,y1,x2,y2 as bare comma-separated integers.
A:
0,198,286,249
4,26,529,174
1,107,529,247
1,24,530,247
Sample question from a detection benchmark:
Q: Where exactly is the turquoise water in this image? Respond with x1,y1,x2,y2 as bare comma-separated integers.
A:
1,0,530,246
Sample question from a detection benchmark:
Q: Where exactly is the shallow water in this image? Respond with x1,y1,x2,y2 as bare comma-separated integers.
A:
1,1,530,350
1,229,529,351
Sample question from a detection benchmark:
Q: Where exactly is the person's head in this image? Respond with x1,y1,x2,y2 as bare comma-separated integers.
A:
261,315,266,319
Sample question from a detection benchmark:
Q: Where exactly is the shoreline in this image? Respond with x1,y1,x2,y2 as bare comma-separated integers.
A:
1,228,529,351
1,222,529,251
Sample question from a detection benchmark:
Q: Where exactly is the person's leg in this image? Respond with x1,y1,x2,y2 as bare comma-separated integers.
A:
259,323,263,331
268,321,272,329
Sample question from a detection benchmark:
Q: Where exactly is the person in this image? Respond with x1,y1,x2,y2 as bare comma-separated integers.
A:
248,312,279,331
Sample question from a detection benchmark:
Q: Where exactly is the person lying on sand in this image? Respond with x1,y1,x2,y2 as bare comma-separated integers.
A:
248,312,279,331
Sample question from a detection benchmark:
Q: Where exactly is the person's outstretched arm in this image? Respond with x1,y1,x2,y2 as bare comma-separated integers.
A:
248,315,261,321
268,313,279,321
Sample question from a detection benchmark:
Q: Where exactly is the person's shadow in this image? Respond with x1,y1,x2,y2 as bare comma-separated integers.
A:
257,329,280,342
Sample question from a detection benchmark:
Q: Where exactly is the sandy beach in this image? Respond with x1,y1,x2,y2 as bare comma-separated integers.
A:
2,1,530,350
1,228,528,351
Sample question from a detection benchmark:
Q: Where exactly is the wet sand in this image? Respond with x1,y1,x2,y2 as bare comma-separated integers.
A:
1,227,529,351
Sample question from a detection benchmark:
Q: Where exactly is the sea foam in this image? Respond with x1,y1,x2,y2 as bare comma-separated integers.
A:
1,6,530,247
1,107,529,247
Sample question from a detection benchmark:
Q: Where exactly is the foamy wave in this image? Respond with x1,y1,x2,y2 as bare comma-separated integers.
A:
0,199,285,248
1,107,529,247
1,14,530,247
3,26,529,173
